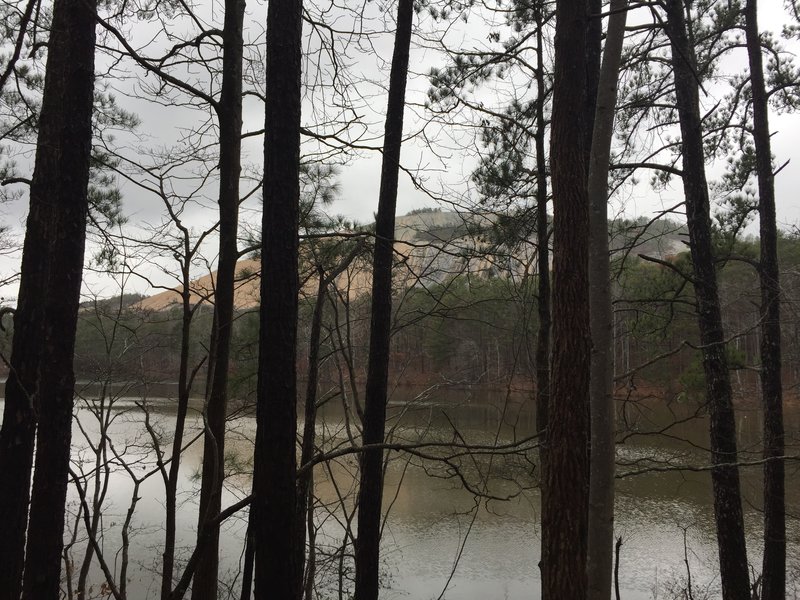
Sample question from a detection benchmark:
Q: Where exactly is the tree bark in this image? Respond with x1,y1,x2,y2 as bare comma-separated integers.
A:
252,0,303,597
162,263,195,600
664,2,751,598
533,2,550,467
744,2,785,598
585,0,602,162
540,0,591,598
533,9,551,597
353,2,414,598
9,1,96,598
296,270,326,597
0,246,40,600
587,2,628,599
191,1,246,598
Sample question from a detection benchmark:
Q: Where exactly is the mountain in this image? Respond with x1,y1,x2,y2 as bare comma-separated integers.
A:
134,259,262,311
133,210,687,311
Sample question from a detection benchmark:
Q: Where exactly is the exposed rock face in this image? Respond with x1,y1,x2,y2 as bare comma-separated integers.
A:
134,259,262,311
133,211,687,311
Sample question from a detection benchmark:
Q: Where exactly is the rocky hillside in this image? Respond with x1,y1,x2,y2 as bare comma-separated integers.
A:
134,210,687,311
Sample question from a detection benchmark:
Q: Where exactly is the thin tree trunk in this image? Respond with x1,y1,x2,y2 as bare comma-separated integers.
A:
353,2,414,598
0,263,41,600
296,270,326,597
533,9,551,596
162,277,193,600
191,1,245,598
587,2,628,599
541,0,591,598
304,472,317,600
614,537,622,600
297,242,363,596
664,2,751,598
240,515,255,600
252,0,303,597
744,2,785,598
14,1,97,597
77,394,111,600
534,2,550,467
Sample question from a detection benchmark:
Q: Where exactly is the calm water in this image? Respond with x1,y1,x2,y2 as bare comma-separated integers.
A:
5,382,800,599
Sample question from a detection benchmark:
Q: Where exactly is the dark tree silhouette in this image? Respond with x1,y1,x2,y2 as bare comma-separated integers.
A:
540,0,591,598
252,0,303,598
744,1,785,598
587,2,628,598
533,0,550,500
0,0,98,598
664,1,750,598
191,1,246,598
354,1,414,599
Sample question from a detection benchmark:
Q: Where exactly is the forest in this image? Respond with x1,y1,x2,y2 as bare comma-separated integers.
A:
0,0,797,600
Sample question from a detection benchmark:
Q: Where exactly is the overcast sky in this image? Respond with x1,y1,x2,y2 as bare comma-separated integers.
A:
321,1,800,230
1,1,799,301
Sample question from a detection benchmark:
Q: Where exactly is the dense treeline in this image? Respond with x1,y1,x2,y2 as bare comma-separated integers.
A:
43,221,800,404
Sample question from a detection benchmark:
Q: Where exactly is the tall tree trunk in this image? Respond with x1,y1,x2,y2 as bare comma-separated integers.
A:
353,2,414,598
585,0,602,160
296,270,326,597
587,2,628,599
252,0,303,597
192,1,246,598
541,0,591,598
12,0,97,598
0,240,41,600
744,1,785,598
297,242,363,597
664,2,751,598
240,516,255,600
533,9,551,597
162,272,194,600
533,1,550,468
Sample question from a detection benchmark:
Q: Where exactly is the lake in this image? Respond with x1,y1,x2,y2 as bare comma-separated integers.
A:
5,382,800,599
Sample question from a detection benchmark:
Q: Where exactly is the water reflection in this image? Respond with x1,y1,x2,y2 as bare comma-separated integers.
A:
3,382,799,599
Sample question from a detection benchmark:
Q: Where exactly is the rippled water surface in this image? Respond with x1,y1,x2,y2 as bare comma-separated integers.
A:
5,382,799,599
